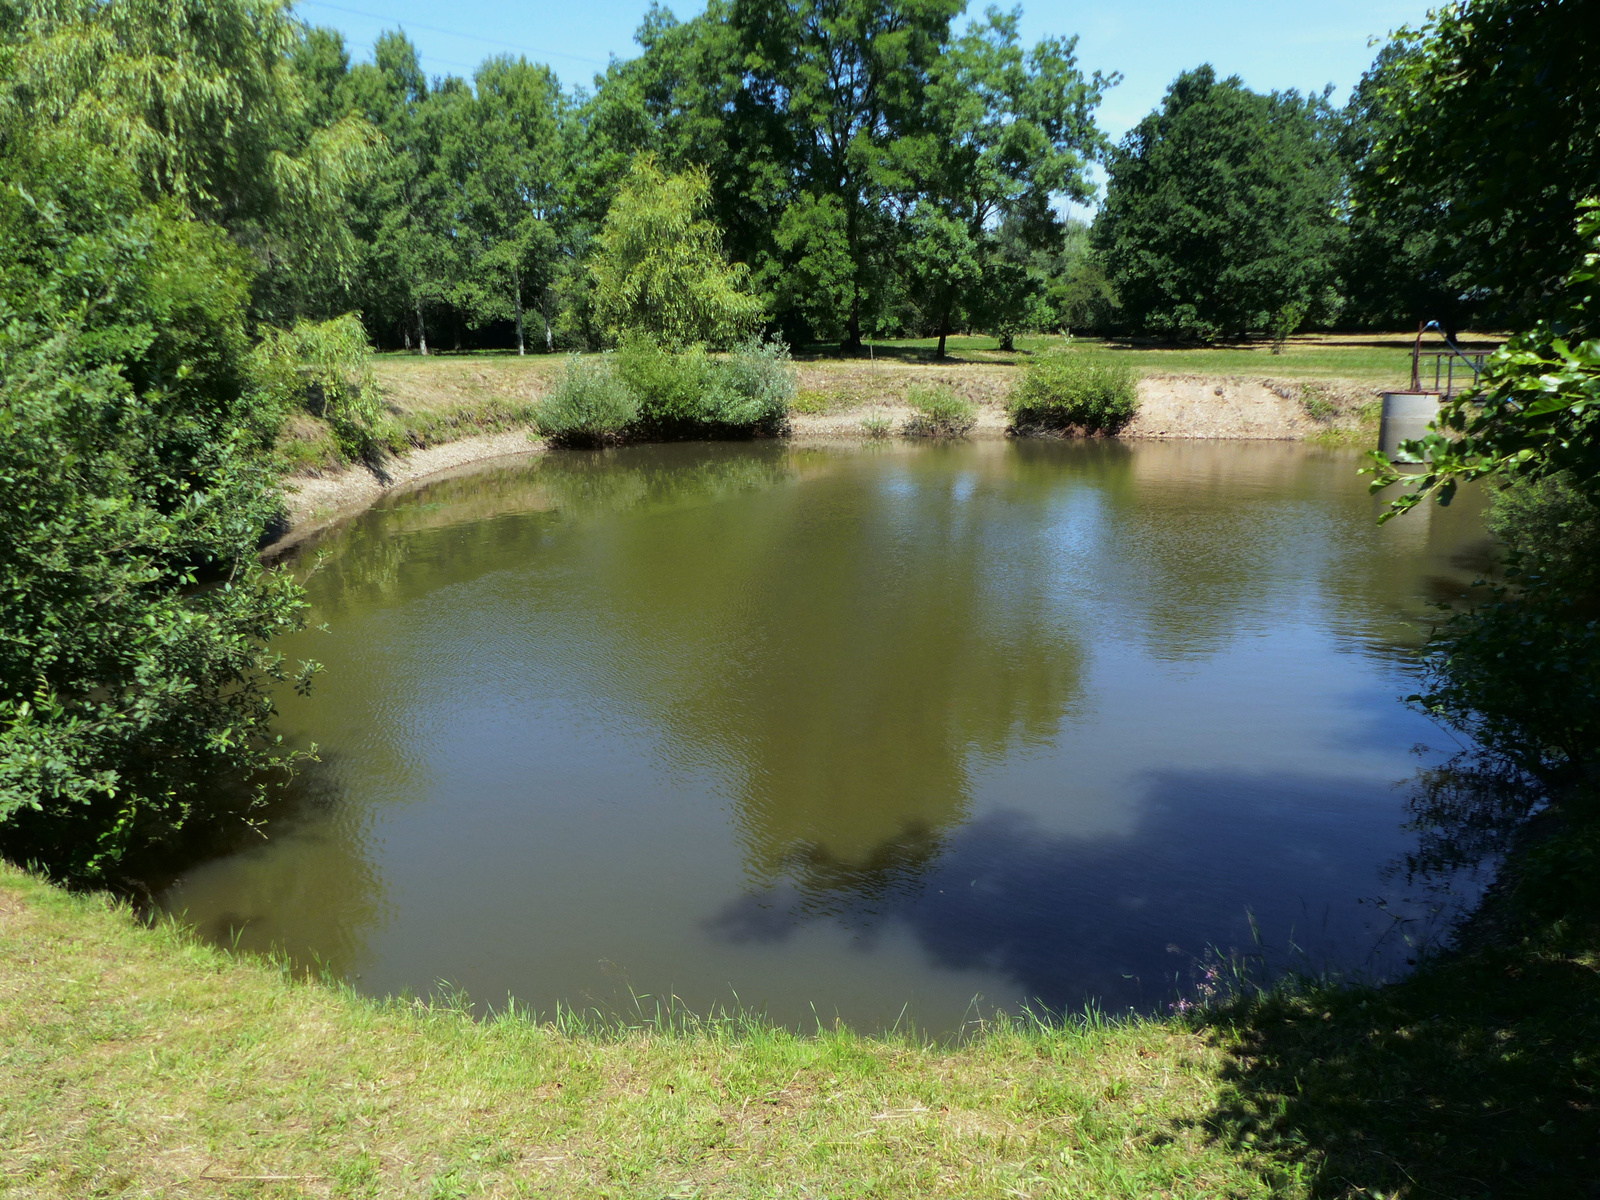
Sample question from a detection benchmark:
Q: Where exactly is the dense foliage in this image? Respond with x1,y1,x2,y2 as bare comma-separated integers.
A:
1093,67,1345,343
1372,202,1600,514
1379,204,1600,808
1343,0,1599,332
533,356,641,445
0,0,363,880
1007,354,1138,433
267,0,1115,353
589,158,763,349
535,339,796,444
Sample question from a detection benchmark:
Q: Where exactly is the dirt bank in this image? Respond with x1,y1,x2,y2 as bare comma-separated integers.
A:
268,364,1377,547
274,429,543,553
786,368,1376,442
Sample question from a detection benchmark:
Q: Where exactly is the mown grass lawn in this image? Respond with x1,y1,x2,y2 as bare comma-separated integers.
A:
796,332,1504,388
0,865,1279,1199
3,855,1597,1199
368,331,1502,391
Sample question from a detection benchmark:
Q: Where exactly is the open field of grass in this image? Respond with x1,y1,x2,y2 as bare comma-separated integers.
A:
3,852,1597,1199
368,331,1505,389
794,332,1505,388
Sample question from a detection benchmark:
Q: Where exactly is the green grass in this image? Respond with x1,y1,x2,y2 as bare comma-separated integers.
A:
3,846,1597,1198
796,332,1504,388
369,332,1505,390
0,864,1276,1198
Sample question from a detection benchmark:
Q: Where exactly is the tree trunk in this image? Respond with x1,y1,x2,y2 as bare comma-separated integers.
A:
999,331,1015,352
843,282,863,353
415,300,428,356
543,294,553,353
935,296,951,360
513,266,526,356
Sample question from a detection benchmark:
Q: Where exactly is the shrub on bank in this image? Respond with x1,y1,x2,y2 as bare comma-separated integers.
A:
707,338,798,430
903,383,977,437
534,355,640,446
613,335,795,436
1007,353,1138,434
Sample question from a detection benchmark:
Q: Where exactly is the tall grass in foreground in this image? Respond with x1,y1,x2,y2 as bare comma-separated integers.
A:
0,862,1286,1199
5,859,1598,1197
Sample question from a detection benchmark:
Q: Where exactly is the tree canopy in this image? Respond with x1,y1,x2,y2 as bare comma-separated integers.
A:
1093,66,1345,342
1344,0,1600,332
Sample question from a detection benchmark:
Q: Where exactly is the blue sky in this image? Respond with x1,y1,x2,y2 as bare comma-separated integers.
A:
294,0,1433,143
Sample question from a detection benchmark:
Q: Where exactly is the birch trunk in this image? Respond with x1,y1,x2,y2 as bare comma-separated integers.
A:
415,300,428,356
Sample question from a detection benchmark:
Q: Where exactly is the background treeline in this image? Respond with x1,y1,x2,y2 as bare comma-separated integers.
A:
259,0,1597,351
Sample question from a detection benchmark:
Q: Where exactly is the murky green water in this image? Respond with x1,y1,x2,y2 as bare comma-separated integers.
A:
159,439,1490,1031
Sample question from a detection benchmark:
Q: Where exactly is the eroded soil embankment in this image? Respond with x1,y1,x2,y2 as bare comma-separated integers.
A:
788,372,1375,441
272,369,1377,548
274,430,545,553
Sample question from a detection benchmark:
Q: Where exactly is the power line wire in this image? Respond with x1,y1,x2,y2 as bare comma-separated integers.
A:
296,0,610,67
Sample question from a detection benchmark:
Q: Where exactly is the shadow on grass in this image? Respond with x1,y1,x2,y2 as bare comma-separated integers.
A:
1205,841,1600,1198
790,341,1023,365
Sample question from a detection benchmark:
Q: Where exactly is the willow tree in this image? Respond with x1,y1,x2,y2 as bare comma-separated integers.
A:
0,0,376,880
3,0,383,321
589,156,762,348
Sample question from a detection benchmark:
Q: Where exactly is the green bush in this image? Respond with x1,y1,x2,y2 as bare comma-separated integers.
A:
614,335,794,436
1007,354,1138,433
613,335,713,428
251,313,380,460
0,154,313,883
705,338,796,430
533,356,640,446
903,383,977,437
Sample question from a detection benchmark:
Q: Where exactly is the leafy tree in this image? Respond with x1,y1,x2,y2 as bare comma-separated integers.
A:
970,218,1055,351
1046,221,1120,335
0,6,326,880
1337,44,1482,339
445,56,571,354
4,0,383,324
1372,202,1600,514
1349,0,1600,329
902,203,983,356
1094,66,1344,342
588,156,762,348
911,6,1111,355
729,0,964,348
1372,205,1600,806
337,32,464,353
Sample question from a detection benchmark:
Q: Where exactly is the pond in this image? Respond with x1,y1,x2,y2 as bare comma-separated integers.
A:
158,439,1491,1033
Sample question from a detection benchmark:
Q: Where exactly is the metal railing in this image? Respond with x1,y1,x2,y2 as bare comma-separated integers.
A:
1410,320,1490,398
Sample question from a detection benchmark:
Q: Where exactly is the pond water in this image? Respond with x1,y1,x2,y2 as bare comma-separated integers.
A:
159,439,1491,1033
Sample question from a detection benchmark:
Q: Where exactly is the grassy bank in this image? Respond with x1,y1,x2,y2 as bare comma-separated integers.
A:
268,332,1427,471
0,864,1271,1198
3,856,1597,1198
819,332,1490,387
